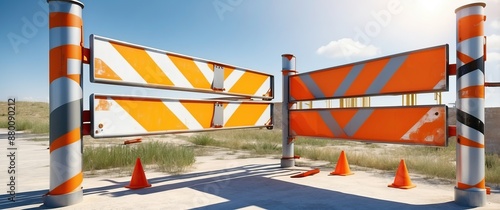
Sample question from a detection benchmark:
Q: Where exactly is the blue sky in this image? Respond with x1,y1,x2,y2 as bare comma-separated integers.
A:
1,0,499,108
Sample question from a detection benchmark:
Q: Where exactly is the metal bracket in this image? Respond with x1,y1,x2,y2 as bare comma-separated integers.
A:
212,102,224,128
212,65,225,91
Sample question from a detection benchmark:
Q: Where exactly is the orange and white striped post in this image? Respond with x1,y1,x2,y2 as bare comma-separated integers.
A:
281,54,296,167
45,0,84,207
455,2,487,207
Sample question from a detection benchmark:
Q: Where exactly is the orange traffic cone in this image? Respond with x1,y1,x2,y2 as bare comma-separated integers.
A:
388,159,416,189
291,168,320,178
330,151,353,176
125,158,152,189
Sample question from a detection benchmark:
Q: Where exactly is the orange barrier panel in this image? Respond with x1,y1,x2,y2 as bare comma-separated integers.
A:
90,35,273,99
91,94,273,138
289,45,448,101
290,105,447,146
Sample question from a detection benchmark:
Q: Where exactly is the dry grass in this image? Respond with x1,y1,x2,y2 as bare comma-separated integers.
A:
0,101,49,133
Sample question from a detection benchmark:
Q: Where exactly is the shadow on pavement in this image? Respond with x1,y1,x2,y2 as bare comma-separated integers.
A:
0,163,472,209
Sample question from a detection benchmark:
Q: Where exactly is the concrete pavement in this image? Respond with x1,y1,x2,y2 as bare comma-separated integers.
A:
0,131,499,209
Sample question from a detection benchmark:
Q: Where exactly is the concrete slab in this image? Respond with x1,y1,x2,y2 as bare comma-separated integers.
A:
0,131,499,209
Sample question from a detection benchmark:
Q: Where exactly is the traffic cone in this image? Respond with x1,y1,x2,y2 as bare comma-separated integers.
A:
125,158,152,189
388,159,416,189
330,151,353,176
291,168,320,178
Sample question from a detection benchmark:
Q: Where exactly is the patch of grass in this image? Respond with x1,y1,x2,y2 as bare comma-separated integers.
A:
84,141,195,174
189,135,219,146
0,102,49,134
486,154,500,184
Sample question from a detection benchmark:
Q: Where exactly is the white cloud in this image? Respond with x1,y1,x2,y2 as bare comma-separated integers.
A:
316,38,380,59
488,52,500,61
491,19,500,30
488,34,500,51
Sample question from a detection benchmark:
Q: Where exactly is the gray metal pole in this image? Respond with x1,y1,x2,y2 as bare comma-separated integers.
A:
281,54,296,168
454,2,487,207
45,0,84,207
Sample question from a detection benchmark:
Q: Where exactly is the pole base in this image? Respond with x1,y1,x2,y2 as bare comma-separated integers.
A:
281,158,295,168
43,189,83,208
454,187,486,207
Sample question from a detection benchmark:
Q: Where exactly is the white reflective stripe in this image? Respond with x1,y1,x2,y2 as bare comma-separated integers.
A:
456,98,485,121
67,58,81,75
400,107,441,141
162,101,203,130
457,122,485,144
146,50,192,88
223,102,241,125
253,77,270,97
456,70,484,87
456,5,484,19
49,1,82,16
49,141,82,190
457,36,484,61
93,97,146,137
255,105,271,126
194,60,214,85
224,69,244,91
49,27,81,50
50,77,82,112
456,144,484,185
94,41,147,84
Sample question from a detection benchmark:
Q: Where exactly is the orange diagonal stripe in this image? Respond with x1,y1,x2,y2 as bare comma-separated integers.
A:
49,45,82,83
290,111,334,138
49,172,83,195
457,179,485,190
225,103,269,127
50,127,81,153
112,97,188,131
458,15,484,41
457,51,474,64
110,42,174,86
383,46,447,93
457,135,484,148
94,58,122,81
289,76,314,100
49,12,82,28
180,100,215,128
228,72,268,96
309,65,352,98
223,65,235,80
168,54,211,89
356,107,429,142
345,58,389,96
459,85,484,99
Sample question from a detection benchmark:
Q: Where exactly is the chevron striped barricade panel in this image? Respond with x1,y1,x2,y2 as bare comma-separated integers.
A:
287,45,450,147
90,94,273,138
289,105,447,146
289,45,449,101
90,34,273,99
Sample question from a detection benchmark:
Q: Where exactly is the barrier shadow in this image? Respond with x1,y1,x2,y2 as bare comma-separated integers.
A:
0,163,477,209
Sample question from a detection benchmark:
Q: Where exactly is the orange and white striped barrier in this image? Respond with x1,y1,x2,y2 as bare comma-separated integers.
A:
289,45,448,101
91,94,273,138
90,35,273,99
289,105,447,146
45,0,84,207
454,3,487,207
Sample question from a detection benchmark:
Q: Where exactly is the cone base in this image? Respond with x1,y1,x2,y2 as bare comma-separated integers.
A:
125,183,152,190
388,183,416,189
329,172,354,176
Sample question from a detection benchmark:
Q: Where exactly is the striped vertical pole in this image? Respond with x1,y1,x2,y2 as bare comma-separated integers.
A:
281,54,296,167
455,2,486,207
45,0,84,207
